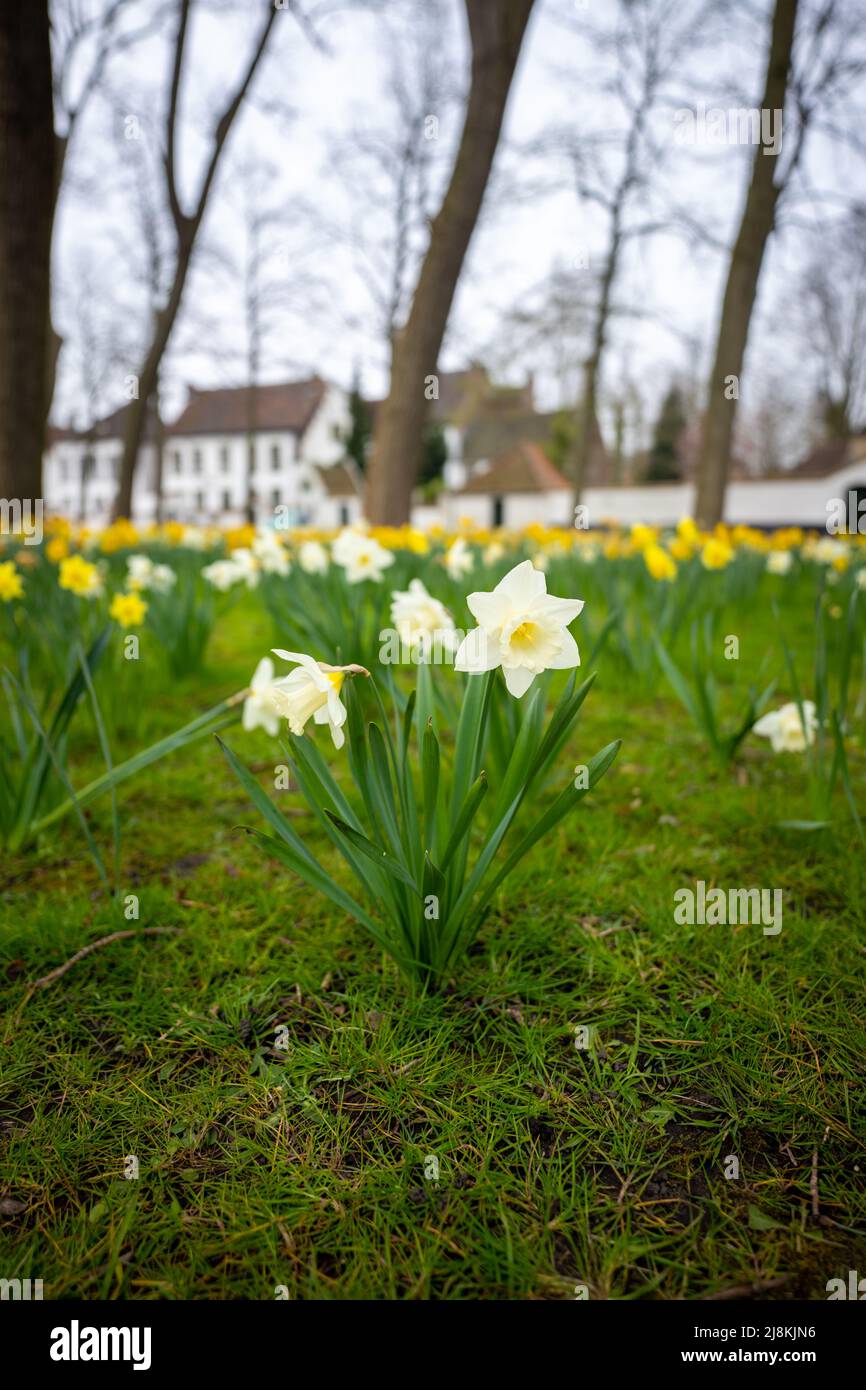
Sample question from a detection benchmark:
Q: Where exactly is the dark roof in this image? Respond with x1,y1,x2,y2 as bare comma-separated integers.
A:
462,407,611,485
455,441,571,495
368,367,532,428
316,461,361,499
47,402,159,445
170,377,327,436
463,410,557,467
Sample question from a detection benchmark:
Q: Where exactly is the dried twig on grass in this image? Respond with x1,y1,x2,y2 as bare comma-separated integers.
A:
30,927,182,990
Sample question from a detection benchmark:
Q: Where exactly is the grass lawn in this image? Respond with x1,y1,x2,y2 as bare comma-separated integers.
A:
2,586,865,1300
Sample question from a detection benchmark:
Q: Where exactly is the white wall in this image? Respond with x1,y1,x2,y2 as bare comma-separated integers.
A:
441,489,570,529
585,462,866,529
430,463,866,533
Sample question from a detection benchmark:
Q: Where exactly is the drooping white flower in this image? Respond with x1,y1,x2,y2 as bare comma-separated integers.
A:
390,578,456,654
455,559,584,697
445,537,474,580
332,530,394,583
766,550,793,576
856,568,866,590
753,700,818,753
269,650,358,748
298,540,329,575
242,657,283,737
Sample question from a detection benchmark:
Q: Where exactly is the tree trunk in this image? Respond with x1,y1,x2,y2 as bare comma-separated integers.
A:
112,1,276,519
152,388,165,525
245,382,258,524
0,0,54,502
694,0,798,528
115,243,194,518
365,0,535,525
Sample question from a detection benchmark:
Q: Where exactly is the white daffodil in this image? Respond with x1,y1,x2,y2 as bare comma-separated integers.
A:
766,550,793,576
753,700,818,753
806,536,848,565
455,558,584,697
298,540,329,575
202,558,243,591
126,554,177,593
445,537,474,580
483,541,506,566
181,526,209,550
390,578,456,653
229,548,264,588
242,657,283,737
269,650,368,749
856,568,866,590
252,531,291,577
333,531,394,583
331,525,369,567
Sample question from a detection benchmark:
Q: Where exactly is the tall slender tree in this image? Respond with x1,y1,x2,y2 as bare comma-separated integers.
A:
112,0,277,519
365,0,535,526
694,0,799,527
0,1,54,501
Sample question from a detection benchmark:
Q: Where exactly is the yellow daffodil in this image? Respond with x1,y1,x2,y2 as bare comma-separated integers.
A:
45,536,69,563
644,543,677,581
701,537,734,570
630,523,658,551
0,560,23,602
59,554,103,597
676,517,701,545
99,518,140,553
109,591,147,628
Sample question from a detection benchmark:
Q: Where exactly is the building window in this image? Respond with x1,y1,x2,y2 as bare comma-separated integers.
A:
249,445,256,473
271,444,280,470
222,490,232,511
196,491,205,512
300,478,311,493
220,445,230,472
112,455,121,480
339,504,350,526
492,496,504,527
192,449,202,474
271,488,281,508
173,450,182,474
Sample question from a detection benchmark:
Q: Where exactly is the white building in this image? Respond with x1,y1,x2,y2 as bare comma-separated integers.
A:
441,441,572,529
44,377,362,528
45,407,158,526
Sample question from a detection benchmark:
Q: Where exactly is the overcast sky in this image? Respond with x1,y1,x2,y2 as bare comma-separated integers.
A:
51,0,866,464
